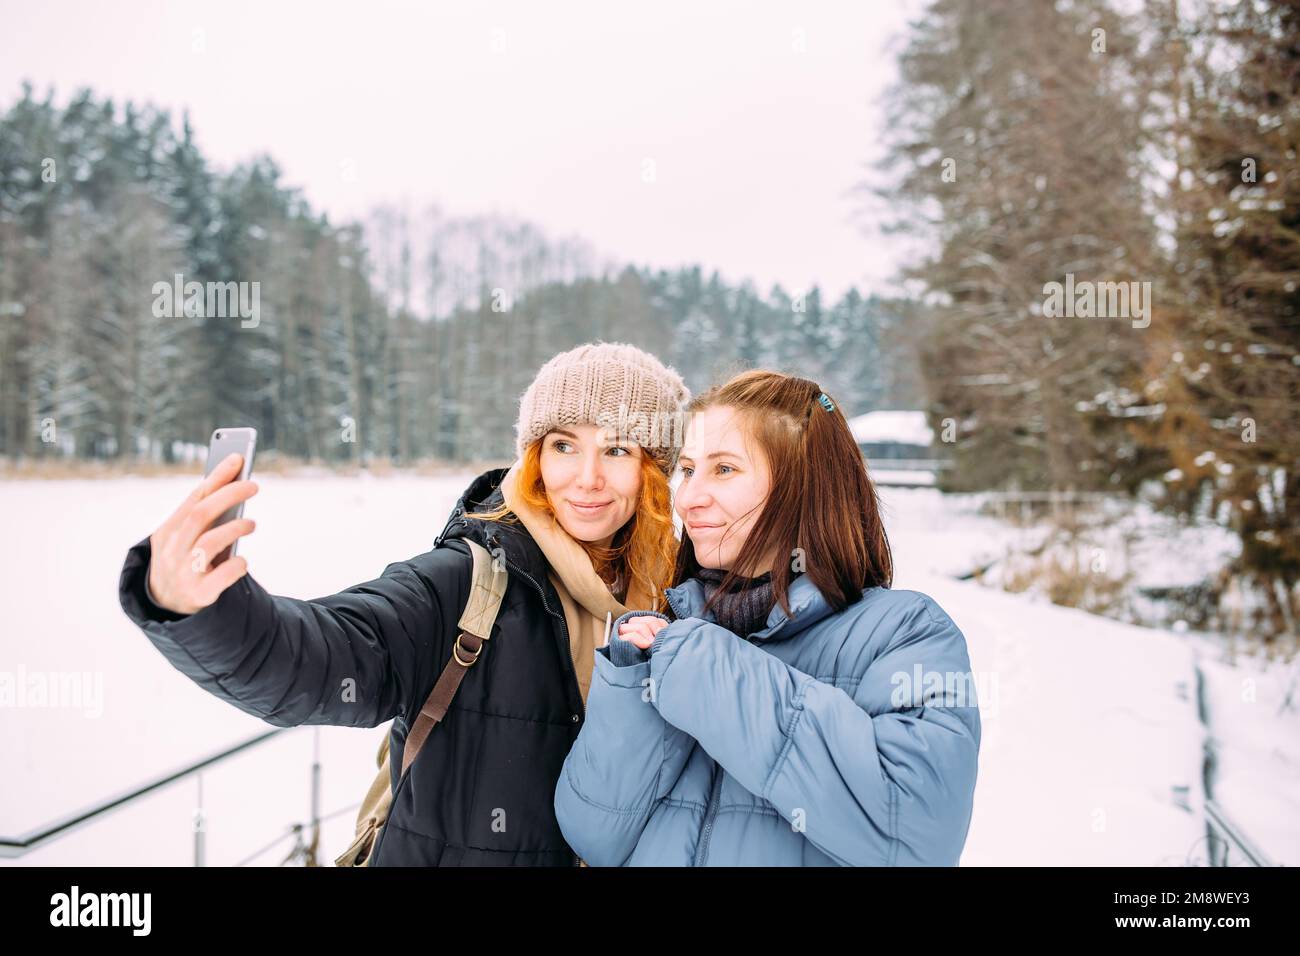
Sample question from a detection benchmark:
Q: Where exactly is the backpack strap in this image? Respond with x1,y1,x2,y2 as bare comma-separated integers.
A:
399,539,508,778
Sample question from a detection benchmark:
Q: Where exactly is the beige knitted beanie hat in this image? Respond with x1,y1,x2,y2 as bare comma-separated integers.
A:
515,342,690,475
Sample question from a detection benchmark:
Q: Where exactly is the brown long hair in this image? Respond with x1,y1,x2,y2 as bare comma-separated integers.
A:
674,369,893,621
467,437,678,612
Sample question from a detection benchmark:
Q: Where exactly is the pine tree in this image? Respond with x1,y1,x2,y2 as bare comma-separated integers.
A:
878,0,1163,492
1137,0,1300,636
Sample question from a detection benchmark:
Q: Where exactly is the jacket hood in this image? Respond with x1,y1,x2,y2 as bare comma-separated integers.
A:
436,467,548,582
663,572,843,645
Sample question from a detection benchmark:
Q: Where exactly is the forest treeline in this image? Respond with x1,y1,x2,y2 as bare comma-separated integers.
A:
0,87,920,466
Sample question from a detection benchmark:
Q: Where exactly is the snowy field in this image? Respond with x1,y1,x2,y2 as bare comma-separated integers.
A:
1,472,1295,866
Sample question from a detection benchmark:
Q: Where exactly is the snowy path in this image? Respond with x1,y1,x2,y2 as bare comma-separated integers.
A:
882,489,1207,865
0,474,1281,865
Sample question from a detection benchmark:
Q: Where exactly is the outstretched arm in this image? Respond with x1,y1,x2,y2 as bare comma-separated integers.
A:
120,533,468,730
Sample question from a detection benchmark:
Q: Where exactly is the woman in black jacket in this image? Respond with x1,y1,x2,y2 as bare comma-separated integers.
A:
117,342,689,866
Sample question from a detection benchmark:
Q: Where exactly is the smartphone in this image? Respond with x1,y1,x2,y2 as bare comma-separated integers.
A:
203,427,258,566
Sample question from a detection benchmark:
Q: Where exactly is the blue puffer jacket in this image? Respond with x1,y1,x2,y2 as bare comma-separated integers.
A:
553,573,981,866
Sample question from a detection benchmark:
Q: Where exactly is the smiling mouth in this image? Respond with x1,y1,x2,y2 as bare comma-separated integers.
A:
569,500,612,513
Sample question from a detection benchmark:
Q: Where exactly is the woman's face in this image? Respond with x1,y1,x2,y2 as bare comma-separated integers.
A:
539,423,643,548
674,406,777,573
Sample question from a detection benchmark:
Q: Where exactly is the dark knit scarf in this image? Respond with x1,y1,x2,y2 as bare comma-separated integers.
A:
693,566,777,637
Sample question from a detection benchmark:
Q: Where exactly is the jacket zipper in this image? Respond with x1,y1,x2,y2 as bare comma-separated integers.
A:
693,762,724,866
501,553,586,867
451,528,579,713
501,556,583,720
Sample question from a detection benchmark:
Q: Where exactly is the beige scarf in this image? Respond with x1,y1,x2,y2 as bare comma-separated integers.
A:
499,460,656,704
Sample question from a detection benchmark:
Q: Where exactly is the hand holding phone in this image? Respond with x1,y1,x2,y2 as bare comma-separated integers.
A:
145,428,260,616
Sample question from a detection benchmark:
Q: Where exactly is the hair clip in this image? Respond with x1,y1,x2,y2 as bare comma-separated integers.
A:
817,392,835,413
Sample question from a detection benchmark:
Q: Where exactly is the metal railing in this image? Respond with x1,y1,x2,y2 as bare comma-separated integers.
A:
864,458,954,471
1205,799,1277,867
3,726,1280,866
1,727,360,866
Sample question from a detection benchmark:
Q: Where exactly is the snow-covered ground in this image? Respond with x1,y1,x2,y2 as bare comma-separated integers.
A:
882,487,1298,866
1,474,1294,866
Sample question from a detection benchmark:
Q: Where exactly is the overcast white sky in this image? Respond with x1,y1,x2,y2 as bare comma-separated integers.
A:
1,0,923,301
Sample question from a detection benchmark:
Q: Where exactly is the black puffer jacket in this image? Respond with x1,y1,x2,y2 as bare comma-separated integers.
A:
117,467,587,866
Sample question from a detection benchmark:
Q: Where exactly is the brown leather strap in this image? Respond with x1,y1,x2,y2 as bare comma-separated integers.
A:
400,631,484,776
399,540,507,779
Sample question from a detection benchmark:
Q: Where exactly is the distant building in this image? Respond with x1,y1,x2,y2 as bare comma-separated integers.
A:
847,410,947,487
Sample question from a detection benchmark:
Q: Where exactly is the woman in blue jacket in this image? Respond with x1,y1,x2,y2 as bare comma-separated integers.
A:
554,370,981,866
